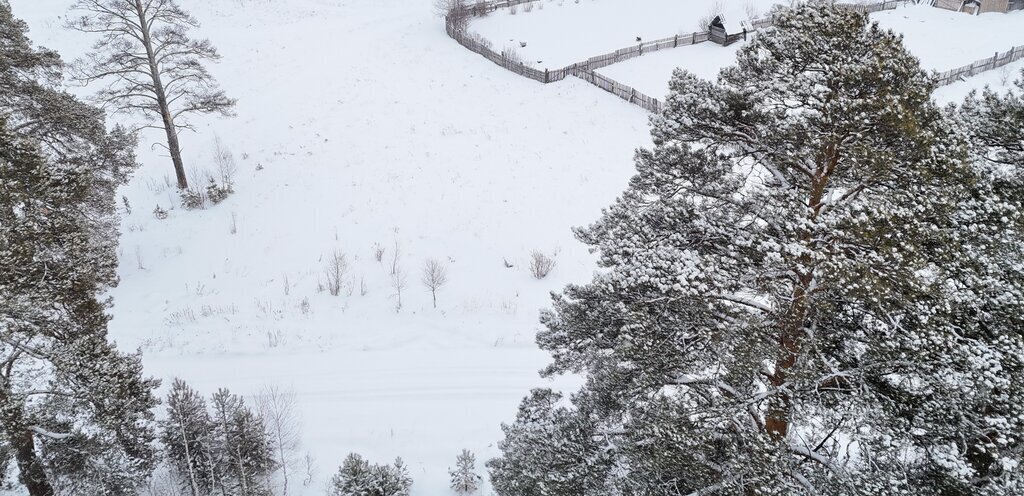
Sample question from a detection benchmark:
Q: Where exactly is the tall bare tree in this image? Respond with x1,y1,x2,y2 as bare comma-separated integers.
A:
69,0,236,190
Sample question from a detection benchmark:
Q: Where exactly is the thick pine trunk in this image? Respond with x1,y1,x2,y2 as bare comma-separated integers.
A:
0,385,54,496
765,145,838,441
162,112,188,190
12,431,54,496
133,0,188,190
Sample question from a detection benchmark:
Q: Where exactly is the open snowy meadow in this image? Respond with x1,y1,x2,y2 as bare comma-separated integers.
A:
5,0,1023,494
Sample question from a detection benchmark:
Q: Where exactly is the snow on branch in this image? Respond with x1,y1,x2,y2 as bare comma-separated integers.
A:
29,426,73,440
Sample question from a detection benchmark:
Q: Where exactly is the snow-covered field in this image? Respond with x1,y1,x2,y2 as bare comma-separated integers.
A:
469,0,783,67
598,42,744,97
594,3,1024,101
872,4,1024,70
5,0,1022,494
10,0,648,493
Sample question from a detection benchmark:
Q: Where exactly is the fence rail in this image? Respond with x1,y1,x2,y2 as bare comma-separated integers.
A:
935,45,1024,85
445,0,1018,114
575,70,664,113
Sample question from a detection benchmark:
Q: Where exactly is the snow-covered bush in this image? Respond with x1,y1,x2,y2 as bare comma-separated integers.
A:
153,205,169,219
205,177,233,205
323,250,348,296
329,454,412,496
529,251,555,279
179,187,206,210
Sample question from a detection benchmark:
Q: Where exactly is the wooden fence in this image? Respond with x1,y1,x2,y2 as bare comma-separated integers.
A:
576,69,665,113
935,45,1024,85
445,0,1020,114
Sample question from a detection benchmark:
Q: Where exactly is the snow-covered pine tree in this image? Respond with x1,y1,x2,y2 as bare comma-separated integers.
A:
449,449,482,494
329,453,374,496
161,379,218,496
1,3,159,495
958,70,1024,167
372,457,412,496
490,4,1024,495
68,0,236,190
210,389,276,496
328,453,414,496
487,389,613,496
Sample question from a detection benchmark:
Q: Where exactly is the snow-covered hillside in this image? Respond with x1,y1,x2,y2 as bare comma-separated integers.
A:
10,0,650,493
5,0,1021,494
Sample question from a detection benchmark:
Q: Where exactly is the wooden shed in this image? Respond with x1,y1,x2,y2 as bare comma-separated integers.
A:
708,16,747,46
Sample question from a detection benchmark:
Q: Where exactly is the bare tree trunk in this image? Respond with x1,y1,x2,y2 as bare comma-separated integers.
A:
176,417,201,496
236,447,248,496
132,0,188,190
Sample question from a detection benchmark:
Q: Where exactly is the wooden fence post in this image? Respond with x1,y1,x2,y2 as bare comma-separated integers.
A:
544,69,549,83
674,34,679,48
692,32,696,44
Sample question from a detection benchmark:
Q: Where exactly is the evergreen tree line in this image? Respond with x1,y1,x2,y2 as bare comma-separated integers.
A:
0,0,158,493
0,0,232,493
487,3,1024,496
158,380,277,496
326,448,482,496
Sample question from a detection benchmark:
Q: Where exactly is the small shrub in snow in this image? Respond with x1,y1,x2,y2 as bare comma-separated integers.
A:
374,242,386,262
529,251,556,279
389,239,402,275
324,250,348,296
501,45,523,65
213,135,238,188
468,32,492,50
153,205,169,219
391,264,408,310
329,453,412,496
179,188,205,210
205,177,233,205
523,2,534,13
449,449,481,494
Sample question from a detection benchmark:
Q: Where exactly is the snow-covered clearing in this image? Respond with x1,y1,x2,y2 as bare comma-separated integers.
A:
598,41,744,97
594,3,1024,103
10,0,646,493
872,4,1024,70
5,0,1020,494
469,0,783,68
935,59,1024,102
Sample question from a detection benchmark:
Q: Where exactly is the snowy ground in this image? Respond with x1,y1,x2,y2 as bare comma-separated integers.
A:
872,4,1024,70
5,0,1021,494
469,0,783,68
594,3,1024,101
10,0,647,494
598,41,745,97
935,60,1024,102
